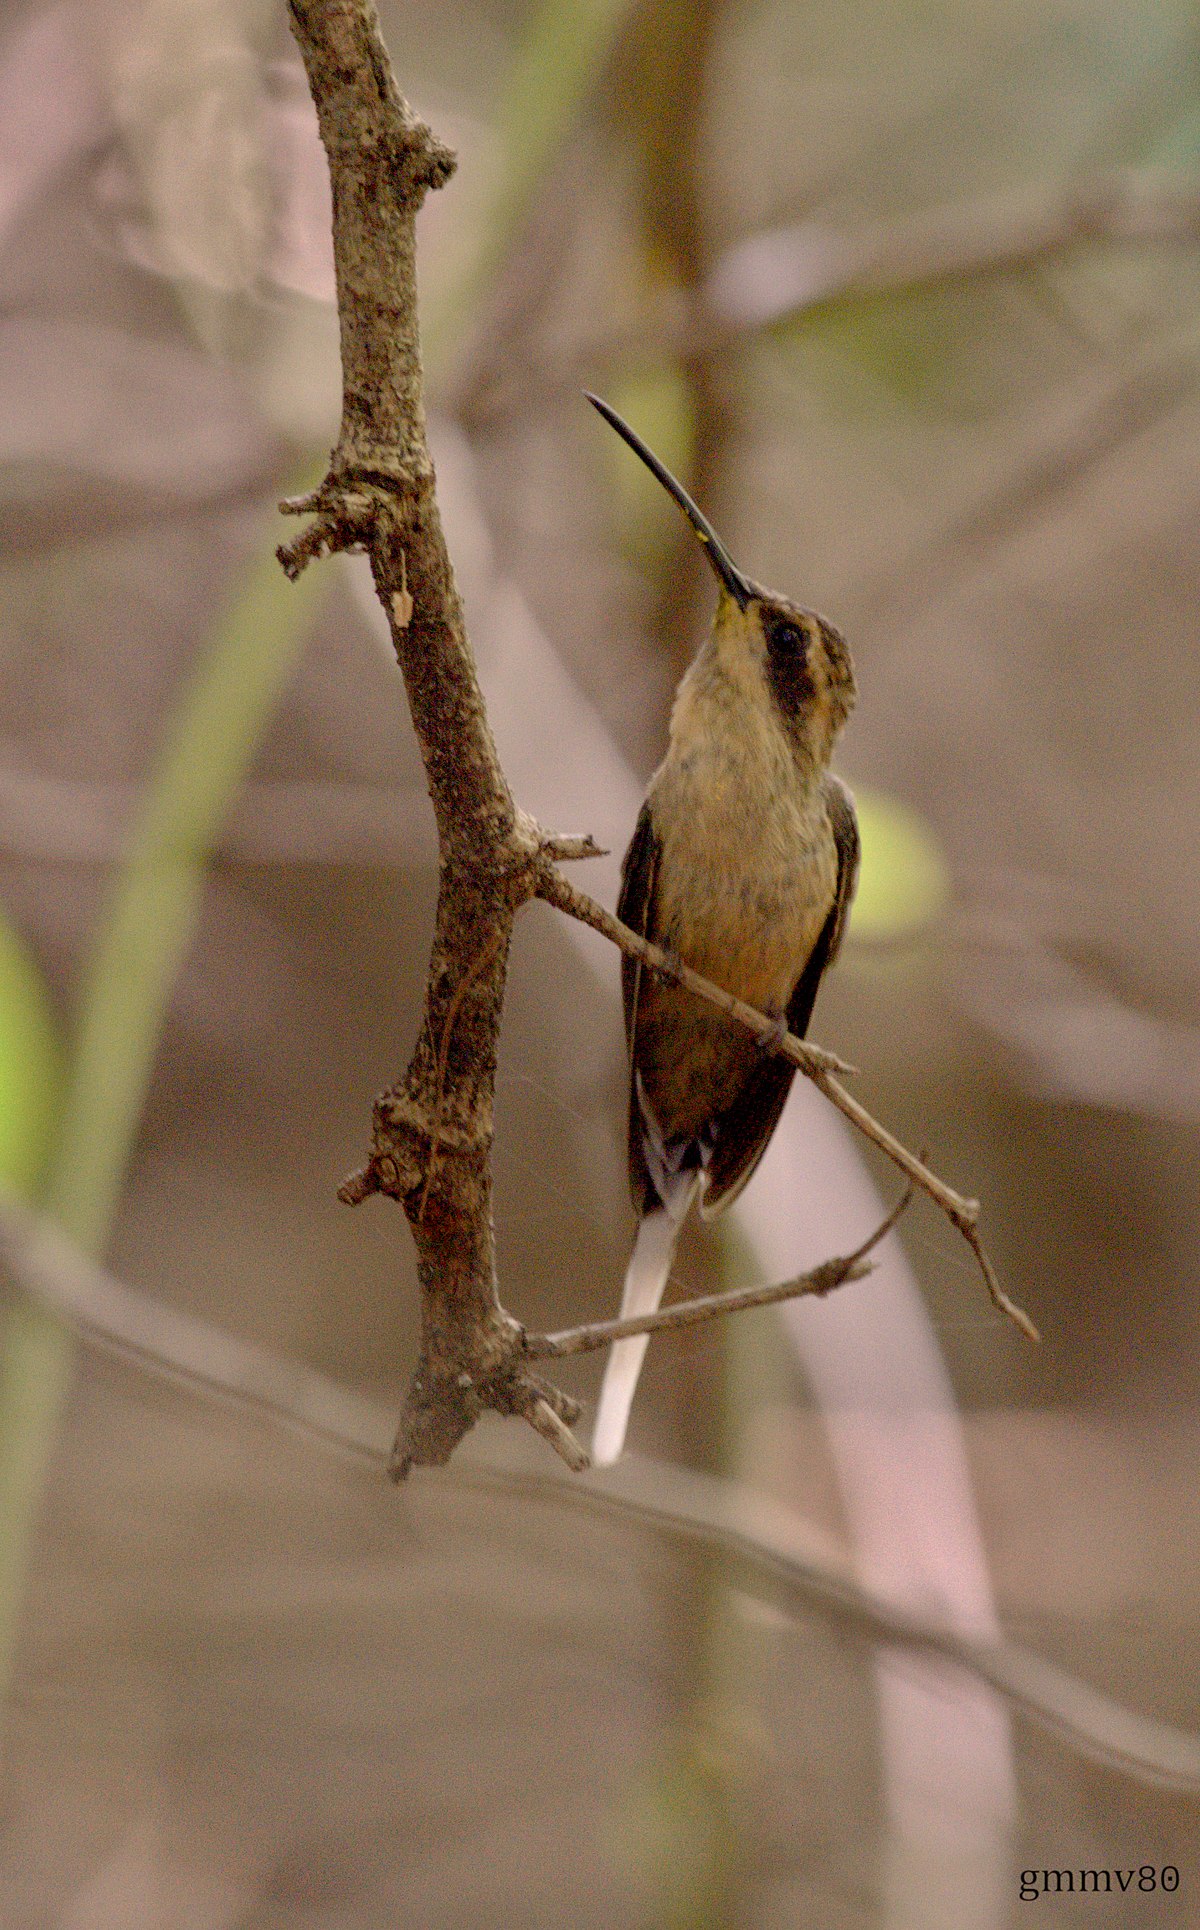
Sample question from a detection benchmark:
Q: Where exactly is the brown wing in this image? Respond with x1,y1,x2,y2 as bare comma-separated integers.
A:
701,774,860,1216
810,773,860,975
616,803,663,1214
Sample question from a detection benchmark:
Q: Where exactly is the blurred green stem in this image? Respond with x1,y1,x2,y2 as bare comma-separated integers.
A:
0,487,325,1708
427,0,633,375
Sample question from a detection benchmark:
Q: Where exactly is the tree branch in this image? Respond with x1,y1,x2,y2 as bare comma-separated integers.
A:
451,169,1200,424
279,0,592,1475
525,1184,912,1358
697,168,1200,347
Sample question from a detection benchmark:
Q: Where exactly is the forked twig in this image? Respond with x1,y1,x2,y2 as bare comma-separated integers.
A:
537,865,1039,1342
804,1071,1038,1339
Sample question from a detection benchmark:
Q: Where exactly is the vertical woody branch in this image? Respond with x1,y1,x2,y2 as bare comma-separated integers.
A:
279,0,584,1475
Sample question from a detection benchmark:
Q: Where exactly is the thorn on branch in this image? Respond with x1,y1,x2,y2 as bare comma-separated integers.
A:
540,831,609,862
279,488,325,517
338,1163,381,1206
276,519,339,582
524,1375,584,1428
525,1397,590,1471
276,481,386,582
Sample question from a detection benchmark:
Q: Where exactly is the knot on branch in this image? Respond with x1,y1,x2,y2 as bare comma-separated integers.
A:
386,122,456,202
340,1091,493,1225
277,483,374,582
337,1162,383,1206
389,1315,586,1479
277,467,433,582
536,828,609,864
378,1088,492,1160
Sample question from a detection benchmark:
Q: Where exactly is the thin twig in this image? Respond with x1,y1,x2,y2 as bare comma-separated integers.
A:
808,1070,1039,1340
526,1185,912,1358
536,866,853,1078
538,866,1039,1342
2,1192,1194,1793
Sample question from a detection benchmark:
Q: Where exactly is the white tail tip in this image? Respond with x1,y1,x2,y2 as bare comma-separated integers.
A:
591,1183,695,1465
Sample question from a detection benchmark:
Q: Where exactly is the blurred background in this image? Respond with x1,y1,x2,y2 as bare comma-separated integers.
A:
1,0,1199,1922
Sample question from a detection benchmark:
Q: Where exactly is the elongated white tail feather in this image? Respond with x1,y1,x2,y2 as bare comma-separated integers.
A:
591,1175,699,1466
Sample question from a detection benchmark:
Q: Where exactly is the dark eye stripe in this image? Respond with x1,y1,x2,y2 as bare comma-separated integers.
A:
766,616,814,717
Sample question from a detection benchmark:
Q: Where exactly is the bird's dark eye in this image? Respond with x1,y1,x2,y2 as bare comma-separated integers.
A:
771,621,810,660
765,614,814,717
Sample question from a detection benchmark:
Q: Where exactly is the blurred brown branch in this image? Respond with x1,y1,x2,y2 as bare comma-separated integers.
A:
0,768,435,865
954,904,1200,1124
696,168,1200,346
454,168,1200,422
3,1188,1196,1793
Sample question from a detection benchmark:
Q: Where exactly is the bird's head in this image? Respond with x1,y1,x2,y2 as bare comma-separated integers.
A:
587,393,856,764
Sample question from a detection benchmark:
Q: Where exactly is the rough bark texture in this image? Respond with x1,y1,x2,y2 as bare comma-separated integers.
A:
280,0,581,1474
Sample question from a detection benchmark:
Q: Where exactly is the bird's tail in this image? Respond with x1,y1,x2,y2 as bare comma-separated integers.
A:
591,1173,700,1466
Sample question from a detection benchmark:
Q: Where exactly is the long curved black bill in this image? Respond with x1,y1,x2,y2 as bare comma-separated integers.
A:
586,391,752,611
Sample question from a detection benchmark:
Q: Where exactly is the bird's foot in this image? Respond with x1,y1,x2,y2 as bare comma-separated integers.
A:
654,947,686,987
756,1008,790,1056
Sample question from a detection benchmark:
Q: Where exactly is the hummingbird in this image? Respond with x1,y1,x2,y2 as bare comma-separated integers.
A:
587,393,859,1466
